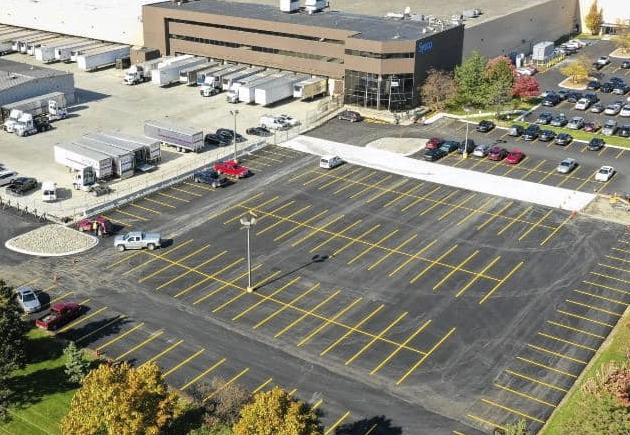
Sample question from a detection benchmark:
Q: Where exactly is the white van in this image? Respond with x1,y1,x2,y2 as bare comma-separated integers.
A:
319,155,343,169
259,115,287,130
41,181,57,202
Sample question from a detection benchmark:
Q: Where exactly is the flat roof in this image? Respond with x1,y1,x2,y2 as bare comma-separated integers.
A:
0,58,69,91
149,0,459,41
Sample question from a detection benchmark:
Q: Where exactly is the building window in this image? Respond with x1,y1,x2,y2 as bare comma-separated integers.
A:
344,70,414,110
344,49,414,59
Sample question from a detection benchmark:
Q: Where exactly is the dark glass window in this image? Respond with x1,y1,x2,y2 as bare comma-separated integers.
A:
344,70,414,110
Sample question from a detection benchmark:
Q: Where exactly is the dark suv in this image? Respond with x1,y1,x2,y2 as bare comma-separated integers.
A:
522,124,540,141
192,170,227,188
6,177,38,196
457,139,475,154
338,110,362,122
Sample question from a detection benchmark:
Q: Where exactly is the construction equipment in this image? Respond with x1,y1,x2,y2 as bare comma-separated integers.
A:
610,193,630,211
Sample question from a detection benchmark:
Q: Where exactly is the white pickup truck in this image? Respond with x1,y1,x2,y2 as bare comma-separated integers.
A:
114,231,161,251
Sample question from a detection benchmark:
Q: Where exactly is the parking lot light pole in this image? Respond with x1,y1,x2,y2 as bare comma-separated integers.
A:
230,109,239,162
240,213,257,293
463,105,472,159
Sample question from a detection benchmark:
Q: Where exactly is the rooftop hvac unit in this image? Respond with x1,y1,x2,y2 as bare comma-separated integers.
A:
305,0,326,14
279,0,300,12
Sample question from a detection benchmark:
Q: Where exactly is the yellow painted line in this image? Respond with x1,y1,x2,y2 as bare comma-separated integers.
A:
453,431,470,435
493,383,556,408
181,358,227,391
457,198,494,227
479,261,524,305
96,323,144,351
566,299,622,317
615,149,625,159
433,250,479,291
467,414,506,432
128,202,161,214
141,339,184,367
506,369,568,392
312,398,324,410
212,269,283,313
324,411,351,435
537,331,597,352
556,166,580,187
114,208,150,221
144,197,176,208
57,306,107,333
274,291,341,338
252,200,297,225
308,220,362,252
418,190,459,217
232,276,301,321
389,240,437,277
320,305,385,356
156,251,227,290
497,206,532,235
100,215,130,227
297,297,363,347
367,179,407,204
288,388,297,396
348,175,393,199
400,186,441,212
274,209,329,242
574,173,595,192
210,192,265,220
517,356,577,378
557,309,615,328
157,191,189,203
540,215,572,246
456,256,501,298
371,320,431,375
191,262,258,304
43,283,57,291
410,245,458,284
547,320,606,339
368,234,417,270
20,277,42,287
180,258,244,299
316,168,362,189
437,193,476,220
583,280,630,296
203,367,250,402
396,327,456,385
138,244,212,283
107,250,145,268
348,229,399,265
333,171,376,195
114,330,164,361
164,348,205,377
519,209,554,241
290,214,344,247
596,263,630,276
520,159,547,180
476,201,513,230
481,398,545,424
123,239,195,275
332,224,381,257
253,283,320,329
252,377,273,394
75,315,126,344
574,289,628,306
170,185,203,197
50,291,73,304
527,343,587,364
257,205,311,236
223,196,280,225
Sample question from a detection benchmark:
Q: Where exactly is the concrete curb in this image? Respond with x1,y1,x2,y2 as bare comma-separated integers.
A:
4,231,99,257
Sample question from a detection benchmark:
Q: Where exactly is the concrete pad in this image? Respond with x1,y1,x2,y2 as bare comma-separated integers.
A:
5,224,98,256
610,48,630,59
365,137,427,156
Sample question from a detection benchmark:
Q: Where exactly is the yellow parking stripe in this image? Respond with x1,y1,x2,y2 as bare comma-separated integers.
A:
312,398,324,410
368,234,417,270
320,305,385,356
506,369,568,392
164,348,205,377
476,201,513,230
144,197,176,208
597,264,630,276
540,215,571,246
324,411,351,435
518,209,553,241
566,299,622,317
75,315,126,344
115,209,150,221
467,414,506,432
203,368,249,402
58,306,107,333
115,330,164,361
50,291,73,304
210,192,265,220
232,276,301,321
123,239,195,275
223,196,280,225
181,358,227,390
396,327,456,385
128,202,161,214
479,261,524,304
481,398,545,423
332,224,381,257
583,280,630,296
604,254,630,265
438,193,476,220
157,191,189,203
400,186,441,212
547,320,606,339
141,339,184,366
308,219,363,252
497,206,532,235
557,309,615,328
179,258,244,299
274,291,340,338
156,251,227,290
537,332,597,352
297,297,363,347
418,190,459,217
573,289,629,306
516,356,577,378
527,343,587,364
252,377,273,394
388,239,437,276
315,168,362,189
333,171,376,195
211,269,283,313
372,322,432,376
348,229,399,265
410,245,458,284
253,283,320,329
138,244,212,283
274,209,329,242
456,256,501,298
170,185,202,197
366,179,408,204
290,214,344,247
493,383,556,408
433,250,479,291
457,198,494,227
190,262,256,303
257,205,311,236
96,323,144,351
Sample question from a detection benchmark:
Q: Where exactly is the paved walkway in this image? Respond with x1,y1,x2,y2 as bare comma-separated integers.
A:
282,135,595,211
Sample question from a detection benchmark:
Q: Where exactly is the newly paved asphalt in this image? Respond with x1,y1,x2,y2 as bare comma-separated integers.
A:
1,142,628,435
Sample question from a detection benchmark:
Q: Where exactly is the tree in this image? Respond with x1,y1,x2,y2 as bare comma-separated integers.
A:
63,342,90,384
584,0,603,35
189,377,251,427
60,361,180,435
187,424,232,435
0,280,28,419
559,55,591,83
454,50,490,108
233,387,322,435
420,69,457,111
486,57,516,107
512,75,541,98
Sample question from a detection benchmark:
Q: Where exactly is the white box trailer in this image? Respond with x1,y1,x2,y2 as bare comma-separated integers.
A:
55,39,100,61
221,66,266,91
34,37,85,62
53,143,113,179
226,71,277,103
2,30,43,52
152,57,208,86
238,73,290,104
70,42,113,62
123,57,167,85
202,64,247,89
14,32,54,53
77,44,131,71
179,61,217,85
293,77,328,100
73,138,135,178
83,132,160,171
143,120,203,153
1,92,66,122
28,35,76,55
195,64,231,86
156,54,194,69
98,132,161,163
255,75,309,106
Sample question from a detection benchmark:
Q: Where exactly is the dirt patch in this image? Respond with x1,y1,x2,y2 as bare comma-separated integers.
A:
581,196,630,226
558,77,588,90
366,137,427,156
610,48,630,59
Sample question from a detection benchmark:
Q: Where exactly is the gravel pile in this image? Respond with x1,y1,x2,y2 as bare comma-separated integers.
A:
5,224,98,256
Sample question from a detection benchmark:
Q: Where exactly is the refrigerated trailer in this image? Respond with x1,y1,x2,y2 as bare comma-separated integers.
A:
70,42,113,62
73,138,134,178
34,37,85,62
293,77,328,100
201,64,247,90
54,143,113,179
27,35,72,55
255,75,309,106
143,120,203,153
77,44,131,71
55,39,100,61
179,61,217,85
83,132,160,171
226,71,278,103
196,64,233,87
1,92,66,122
14,32,54,53
221,66,266,91
151,57,208,86
238,72,294,104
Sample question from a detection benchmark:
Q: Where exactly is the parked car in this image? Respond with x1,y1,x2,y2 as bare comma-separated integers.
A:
622,60,630,69
35,302,81,330
566,92,583,103
507,125,523,137
611,76,625,84
319,155,344,169
6,177,37,196
619,124,630,137
613,83,629,95
574,98,591,110
204,133,229,147
488,146,508,161
590,102,605,113
602,120,618,135
425,137,444,149
550,114,568,127
587,137,605,151
440,140,460,153
567,117,585,130
604,103,622,115
114,231,161,251
592,61,605,71
536,111,553,124
193,169,227,188
557,90,569,100
557,158,577,174
213,160,250,178
542,94,561,106
0,169,17,187
476,120,495,132
457,138,475,154
505,149,524,164
338,110,362,122
584,92,599,104
77,217,113,236
245,127,272,137
473,144,492,157
15,286,41,313
555,132,573,146
275,114,299,127
538,130,556,142
259,114,288,130
595,165,615,181
587,80,601,90
620,105,630,117
522,124,540,140
583,122,601,133
596,55,610,65
424,148,447,161
600,82,614,93
216,128,246,143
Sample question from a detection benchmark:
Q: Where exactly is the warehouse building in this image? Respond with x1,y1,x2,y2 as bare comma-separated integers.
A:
143,0,464,110
0,58,75,106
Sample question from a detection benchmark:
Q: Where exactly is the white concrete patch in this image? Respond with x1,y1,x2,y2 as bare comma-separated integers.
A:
5,224,99,257
365,137,427,156
282,135,596,211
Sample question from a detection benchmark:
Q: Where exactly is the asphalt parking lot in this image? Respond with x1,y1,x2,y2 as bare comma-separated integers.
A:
1,142,627,434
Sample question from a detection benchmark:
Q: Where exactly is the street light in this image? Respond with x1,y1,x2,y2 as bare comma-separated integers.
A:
240,212,257,293
230,109,239,162
463,105,472,159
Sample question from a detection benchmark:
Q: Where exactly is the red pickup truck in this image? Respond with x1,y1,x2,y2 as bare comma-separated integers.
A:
213,160,250,179
35,302,81,330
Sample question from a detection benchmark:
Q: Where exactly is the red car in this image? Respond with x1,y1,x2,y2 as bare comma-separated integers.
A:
77,216,113,236
213,160,250,179
425,137,444,149
505,149,525,164
488,146,508,161
583,122,601,133
35,302,81,330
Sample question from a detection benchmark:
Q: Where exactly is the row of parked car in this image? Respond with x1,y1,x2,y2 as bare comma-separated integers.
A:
533,109,629,137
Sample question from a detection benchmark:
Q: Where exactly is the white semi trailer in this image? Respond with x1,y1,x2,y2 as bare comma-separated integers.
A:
123,58,166,85
54,143,113,179
237,73,292,104
195,64,232,86
55,39,99,61
84,132,160,170
15,32,54,53
221,66,266,91
226,70,279,103
73,138,135,178
179,61,217,85
28,35,78,56
293,77,328,100
70,42,113,62
34,37,84,62
151,57,207,87
77,44,131,71
255,75,309,106
143,120,204,153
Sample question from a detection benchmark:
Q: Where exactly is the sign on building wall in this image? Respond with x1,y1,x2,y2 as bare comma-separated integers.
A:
417,40,434,55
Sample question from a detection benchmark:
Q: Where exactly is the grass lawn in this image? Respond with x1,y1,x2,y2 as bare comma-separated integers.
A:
539,309,630,435
0,329,81,435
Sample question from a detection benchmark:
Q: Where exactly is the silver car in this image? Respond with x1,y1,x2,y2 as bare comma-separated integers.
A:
557,158,577,174
602,120,618,136
604,104,621,115
15,286,42,313
0,169,17,187
472,144,492,157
